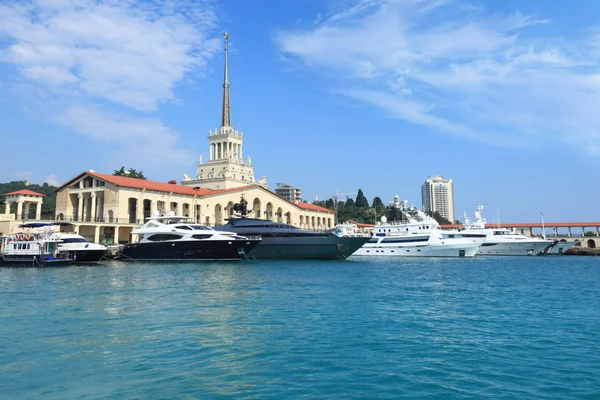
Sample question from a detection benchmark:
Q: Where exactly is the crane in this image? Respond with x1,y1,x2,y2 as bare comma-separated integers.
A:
322,190,356,225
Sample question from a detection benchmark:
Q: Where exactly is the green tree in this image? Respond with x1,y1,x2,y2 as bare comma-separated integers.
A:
113,166,126,176
355,189,369,207
0,180,57,219
313,200,328,208
324,198,334,210
386,205,403,222
113,166,146,179
428,211,452,225
372,196,386,218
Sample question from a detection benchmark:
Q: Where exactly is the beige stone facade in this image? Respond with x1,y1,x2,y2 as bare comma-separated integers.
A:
47,171,333,244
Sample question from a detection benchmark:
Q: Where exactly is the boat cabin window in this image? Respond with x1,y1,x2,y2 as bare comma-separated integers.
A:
192,234,213,240
174,225,193,230
146,234,183,241
61,238,88,243
190,225,211,230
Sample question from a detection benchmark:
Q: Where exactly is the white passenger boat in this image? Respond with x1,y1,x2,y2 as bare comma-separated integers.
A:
0,228,70,266
117,216,261,261
351,207,485,258
461,204,556,256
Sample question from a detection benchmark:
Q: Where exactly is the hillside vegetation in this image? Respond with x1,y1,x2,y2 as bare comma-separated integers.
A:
0,181,57,219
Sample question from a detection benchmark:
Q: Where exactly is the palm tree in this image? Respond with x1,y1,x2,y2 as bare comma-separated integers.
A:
113,166,146,180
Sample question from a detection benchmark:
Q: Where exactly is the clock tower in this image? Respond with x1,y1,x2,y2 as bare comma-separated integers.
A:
182,32,267,190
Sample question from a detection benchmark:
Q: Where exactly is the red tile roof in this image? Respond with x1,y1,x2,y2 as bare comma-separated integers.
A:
296,202,334,213
56,171,217,197
3,189,45,197
56,171,334,214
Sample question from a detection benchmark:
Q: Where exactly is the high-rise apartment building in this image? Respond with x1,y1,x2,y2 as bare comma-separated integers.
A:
275,183,302,202
421,176,455,223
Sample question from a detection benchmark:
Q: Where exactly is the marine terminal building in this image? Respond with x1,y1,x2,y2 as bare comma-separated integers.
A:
49,171,332,244
0,32,333,243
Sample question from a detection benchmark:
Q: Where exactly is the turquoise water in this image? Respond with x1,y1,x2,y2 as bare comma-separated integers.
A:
1,256,599,399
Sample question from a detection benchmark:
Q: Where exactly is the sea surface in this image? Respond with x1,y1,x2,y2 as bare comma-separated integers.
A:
1,256,599,399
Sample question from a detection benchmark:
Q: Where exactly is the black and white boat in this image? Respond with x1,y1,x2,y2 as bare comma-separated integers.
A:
53,232,108,264
117,216,261,261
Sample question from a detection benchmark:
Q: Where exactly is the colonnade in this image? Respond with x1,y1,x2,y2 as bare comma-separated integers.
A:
3,199,42,220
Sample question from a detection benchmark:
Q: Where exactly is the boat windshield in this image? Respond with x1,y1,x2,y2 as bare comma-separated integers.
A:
60,238,88,243
190,225,212,230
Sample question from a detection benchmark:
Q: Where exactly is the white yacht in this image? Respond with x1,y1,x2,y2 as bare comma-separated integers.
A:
1,225,70,266
461,204,556,256
351,207,485,258
117,216,261,261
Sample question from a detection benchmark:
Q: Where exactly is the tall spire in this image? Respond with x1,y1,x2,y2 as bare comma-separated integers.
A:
221,32,230,127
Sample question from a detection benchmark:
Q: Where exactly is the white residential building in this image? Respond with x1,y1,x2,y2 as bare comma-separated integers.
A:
421,176,455,223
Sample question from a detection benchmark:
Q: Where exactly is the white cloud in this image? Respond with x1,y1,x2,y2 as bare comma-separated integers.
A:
0,0,219,111
276,0,600,154
0,0,219,166
44,174,60,186
54,104,195,167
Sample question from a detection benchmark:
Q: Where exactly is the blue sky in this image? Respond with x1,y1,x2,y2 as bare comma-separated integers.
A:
0,0,599,223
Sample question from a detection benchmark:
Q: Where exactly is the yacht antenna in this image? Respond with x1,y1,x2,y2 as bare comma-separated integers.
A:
541,212,546,239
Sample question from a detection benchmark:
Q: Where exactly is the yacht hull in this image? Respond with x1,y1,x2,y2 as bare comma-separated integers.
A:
0,254,71,267
352,241,480,258
64,249,108,263
547,241,578,255
117,239,261,261
477,240,555,256
247,236,370,260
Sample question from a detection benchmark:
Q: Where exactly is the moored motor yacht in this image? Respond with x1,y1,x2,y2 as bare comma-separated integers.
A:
0,229,70,266
214,218,371,260
351,208,485,258
461,204,556,256
212,195,370,260
117,216,261,261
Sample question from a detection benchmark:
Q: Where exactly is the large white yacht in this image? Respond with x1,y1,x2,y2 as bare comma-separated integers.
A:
351,207,485,258
117,216,261,261
461,204,556,256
